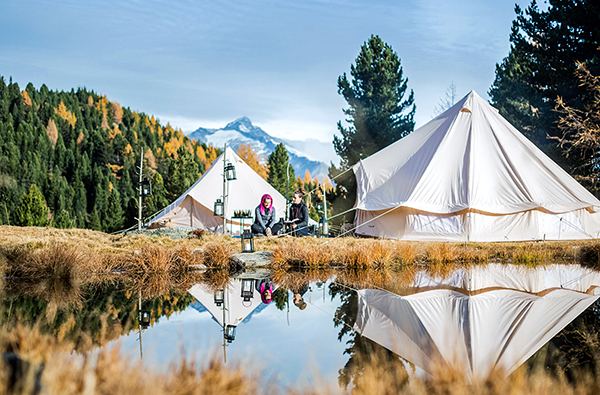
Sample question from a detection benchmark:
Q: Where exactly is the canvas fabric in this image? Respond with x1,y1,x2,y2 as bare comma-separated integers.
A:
352,91,600,241
149,146,286,232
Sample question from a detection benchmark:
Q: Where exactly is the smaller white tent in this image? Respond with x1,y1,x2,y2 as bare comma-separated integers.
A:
354,264,600,381
149,147,286,232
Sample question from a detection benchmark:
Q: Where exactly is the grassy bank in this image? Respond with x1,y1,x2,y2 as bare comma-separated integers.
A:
1,226,600,276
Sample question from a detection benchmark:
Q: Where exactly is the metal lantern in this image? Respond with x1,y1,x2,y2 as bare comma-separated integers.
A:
214,198,224,216
141,177,152,196
214,290,224,307
224,162,237,181
319,217,329,238
241,229,254,253
224,325,237,343
241,279,254,302
140,310,151,328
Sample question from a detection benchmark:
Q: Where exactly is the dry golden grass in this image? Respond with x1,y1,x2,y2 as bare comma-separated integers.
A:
2,226,600,275
0,324,598,395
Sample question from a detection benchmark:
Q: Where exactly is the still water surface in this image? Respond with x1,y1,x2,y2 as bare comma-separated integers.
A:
101,264,600,386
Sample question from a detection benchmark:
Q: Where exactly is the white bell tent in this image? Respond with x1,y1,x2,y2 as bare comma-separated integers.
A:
149,146,286,232
353,91,600,241
354,264,600,382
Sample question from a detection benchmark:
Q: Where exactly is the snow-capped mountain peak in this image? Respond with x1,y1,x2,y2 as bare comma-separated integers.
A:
188,118,331,180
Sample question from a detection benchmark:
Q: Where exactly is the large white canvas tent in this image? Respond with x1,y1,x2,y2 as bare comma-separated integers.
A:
354,264,600,381
149,146,286,232
353,91,600,241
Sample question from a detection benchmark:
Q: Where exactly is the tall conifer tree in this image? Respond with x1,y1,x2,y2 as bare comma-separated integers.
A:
267,143,295,197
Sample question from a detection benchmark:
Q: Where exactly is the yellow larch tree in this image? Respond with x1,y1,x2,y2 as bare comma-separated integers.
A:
87,95,94,107
111,102,123,124
145,148,158,173
76,131,85,146
46,119,58,148
56,101,77,128
303,169,312,186
21,91,32,113
322,176,333,191
237,143,267,179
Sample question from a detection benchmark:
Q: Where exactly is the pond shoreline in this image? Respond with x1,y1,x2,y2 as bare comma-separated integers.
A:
1,225,600,278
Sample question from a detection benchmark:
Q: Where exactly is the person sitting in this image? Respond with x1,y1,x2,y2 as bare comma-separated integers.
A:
252,194,282,237
255,279,274,304
287,189,310,237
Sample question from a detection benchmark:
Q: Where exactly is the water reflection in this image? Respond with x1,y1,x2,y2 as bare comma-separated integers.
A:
188,277,273,346
3,263,600,388
352,264,600,382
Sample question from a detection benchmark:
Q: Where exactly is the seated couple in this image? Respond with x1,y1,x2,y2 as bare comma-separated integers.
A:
251,189,309,237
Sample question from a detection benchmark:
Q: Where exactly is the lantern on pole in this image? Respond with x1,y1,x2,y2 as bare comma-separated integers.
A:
140,310,151,328
241,279,254,302
224,325,237,343
214,198,224,216
319,217,329,238
214,290,224,307
224,162,237,181
241,229,254,253
141,177,152,196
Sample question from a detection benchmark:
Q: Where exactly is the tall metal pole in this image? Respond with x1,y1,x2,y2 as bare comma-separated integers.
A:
286,163,290,221
138,289,143,359
137,148,144,230
222,144,227,234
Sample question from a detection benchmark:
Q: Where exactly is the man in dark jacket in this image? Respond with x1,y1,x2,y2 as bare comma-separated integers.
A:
287,189,310,236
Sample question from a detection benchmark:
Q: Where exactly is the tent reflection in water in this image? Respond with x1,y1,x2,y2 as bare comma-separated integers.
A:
188,279,266,344
354,264,600,382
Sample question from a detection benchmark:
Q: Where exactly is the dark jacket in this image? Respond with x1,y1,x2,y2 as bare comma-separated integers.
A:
289,202,309,236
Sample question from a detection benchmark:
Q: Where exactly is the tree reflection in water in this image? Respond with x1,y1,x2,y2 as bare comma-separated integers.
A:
329,281,409,391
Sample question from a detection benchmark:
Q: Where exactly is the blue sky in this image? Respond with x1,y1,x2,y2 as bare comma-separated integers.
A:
1,0,532,148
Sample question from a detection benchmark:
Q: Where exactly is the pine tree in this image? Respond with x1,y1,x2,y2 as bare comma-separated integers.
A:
103,188,124,232
165,146,200,201
267,143,295,197
16,184,50,226
330,35,415,227
88,205,102,231
490,0,600,162
333,34,415,169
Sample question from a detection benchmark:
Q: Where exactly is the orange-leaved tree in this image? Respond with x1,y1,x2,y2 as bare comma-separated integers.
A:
237,143,267,179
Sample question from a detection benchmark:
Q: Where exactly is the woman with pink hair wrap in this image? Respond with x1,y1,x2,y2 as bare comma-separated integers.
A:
255,279,274,304
251,194,282,237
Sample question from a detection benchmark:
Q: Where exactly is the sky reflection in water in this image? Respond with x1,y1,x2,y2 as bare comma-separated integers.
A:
105,264,600,386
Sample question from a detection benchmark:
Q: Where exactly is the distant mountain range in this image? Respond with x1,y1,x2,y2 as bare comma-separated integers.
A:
187,117,334,181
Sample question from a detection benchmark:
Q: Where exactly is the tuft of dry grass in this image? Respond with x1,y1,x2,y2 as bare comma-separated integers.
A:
201,242,235,268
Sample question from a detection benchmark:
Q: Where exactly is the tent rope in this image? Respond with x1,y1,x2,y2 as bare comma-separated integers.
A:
321,205,402,245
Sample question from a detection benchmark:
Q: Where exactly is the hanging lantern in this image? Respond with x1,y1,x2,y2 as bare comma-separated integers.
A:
140,310,151,328
241,229,254,253
141,177,152,196
214,198,224,216
240,279,254,302
224,162,237,181
214,290,224,307
224,325,237,343
319,217,329,238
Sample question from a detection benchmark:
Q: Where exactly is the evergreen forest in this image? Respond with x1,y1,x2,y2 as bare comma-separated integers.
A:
0,77,221,232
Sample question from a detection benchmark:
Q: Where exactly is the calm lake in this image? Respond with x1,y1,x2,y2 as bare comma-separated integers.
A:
4,263,600,389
